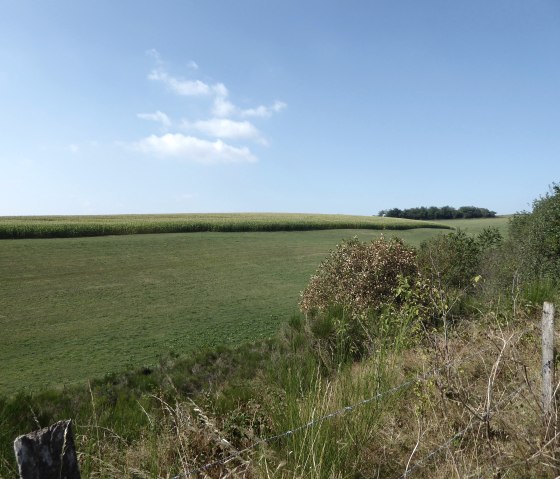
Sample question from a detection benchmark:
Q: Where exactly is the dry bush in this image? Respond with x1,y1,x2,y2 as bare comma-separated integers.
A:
299,236,418,316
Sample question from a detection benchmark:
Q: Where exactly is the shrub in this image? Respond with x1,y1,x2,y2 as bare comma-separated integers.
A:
417,230,481,291
510,183,560,280
299,236,418,316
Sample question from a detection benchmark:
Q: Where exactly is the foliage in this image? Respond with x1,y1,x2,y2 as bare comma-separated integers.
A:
417,229,482,291
299,236,418,316
509,183,560,280
379,205,496,220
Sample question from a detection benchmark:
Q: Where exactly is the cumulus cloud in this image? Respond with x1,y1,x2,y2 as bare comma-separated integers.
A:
212,82,228,97
133,133,257,164
240,101,287,118
183,118,261,141
148,69,212,96
137,51,286,164
137,111,172,128
212,97,287,119
212,96,237,117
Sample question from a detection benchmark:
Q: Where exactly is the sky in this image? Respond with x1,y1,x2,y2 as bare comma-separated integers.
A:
1,0,559,216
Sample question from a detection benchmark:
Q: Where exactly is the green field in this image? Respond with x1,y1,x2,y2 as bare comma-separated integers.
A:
0,217,506,395
432,215,510,236
0,212,449,239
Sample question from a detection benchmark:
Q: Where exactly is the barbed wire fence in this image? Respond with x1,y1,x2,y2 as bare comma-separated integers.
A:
14,317,547,479
399,382,528,479
169,338,515,479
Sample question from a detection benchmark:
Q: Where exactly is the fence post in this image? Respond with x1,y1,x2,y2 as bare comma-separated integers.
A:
13,420,81,479
542,302,555,424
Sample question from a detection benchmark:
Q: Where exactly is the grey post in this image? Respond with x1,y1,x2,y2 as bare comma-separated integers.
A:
542,302,555,422
13,420,81,479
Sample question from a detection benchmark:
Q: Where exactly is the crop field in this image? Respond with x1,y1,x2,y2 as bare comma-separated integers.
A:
0,212,450,239
0,217,506,395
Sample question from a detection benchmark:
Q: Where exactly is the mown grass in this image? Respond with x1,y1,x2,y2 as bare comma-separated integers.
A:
431,215,511,236
0,218,505,396
0,213,450,239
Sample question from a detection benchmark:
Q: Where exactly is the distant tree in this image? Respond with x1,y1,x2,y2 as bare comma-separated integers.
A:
380,205,496,220
385,208,403,218
439,206,457,219
427,206,439,220
458,206,483,219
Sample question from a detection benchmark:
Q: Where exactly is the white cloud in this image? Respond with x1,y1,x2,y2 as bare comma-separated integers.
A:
184,118,261,141
134,133,257,164
138,52,283,162
240,100,287,118
212,82,228,97
137,111,172,128
146,48,163,65
148,69,212,96
145,53,286,121
212,96,237,117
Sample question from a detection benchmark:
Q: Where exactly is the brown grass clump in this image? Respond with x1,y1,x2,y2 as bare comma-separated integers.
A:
367,314,559,478
77,392,261,478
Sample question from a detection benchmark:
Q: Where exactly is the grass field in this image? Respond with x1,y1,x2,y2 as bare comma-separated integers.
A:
0,212,449,239
432,215,510,236
0,217,507,395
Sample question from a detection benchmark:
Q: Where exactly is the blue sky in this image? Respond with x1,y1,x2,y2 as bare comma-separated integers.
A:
1,1,559,216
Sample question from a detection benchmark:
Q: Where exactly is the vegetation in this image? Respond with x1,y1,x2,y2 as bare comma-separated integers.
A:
0,213,450,239
300,236,418,315
0,226,468,395
2,194,560,477
379,205,496,220
509,183,560,280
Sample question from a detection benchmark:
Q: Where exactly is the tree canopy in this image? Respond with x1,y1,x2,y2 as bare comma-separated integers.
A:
378,205,496,220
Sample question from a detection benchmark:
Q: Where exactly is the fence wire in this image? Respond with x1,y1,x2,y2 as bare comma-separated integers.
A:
399,382,527,478
170,343,497,479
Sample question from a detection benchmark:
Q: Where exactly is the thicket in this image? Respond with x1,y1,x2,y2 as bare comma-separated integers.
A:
379,205,496,220
509,183,560,281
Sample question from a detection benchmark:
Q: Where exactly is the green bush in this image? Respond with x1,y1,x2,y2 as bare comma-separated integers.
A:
510,183,560,281
417,230,481,291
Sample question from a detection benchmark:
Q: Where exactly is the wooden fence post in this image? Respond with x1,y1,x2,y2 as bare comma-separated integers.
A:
542,302,555,423
13,420,81,479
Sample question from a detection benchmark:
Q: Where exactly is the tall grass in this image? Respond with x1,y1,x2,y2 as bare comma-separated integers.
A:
2,305,559,478
0,213,450,239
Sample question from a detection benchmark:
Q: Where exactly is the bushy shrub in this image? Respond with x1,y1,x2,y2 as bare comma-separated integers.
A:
510,183,560,280
417,230,481,291
299,236,418,316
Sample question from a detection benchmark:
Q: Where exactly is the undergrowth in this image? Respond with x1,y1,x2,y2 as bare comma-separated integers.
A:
2,300,559,478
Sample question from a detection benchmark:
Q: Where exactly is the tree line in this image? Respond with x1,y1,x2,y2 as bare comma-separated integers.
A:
378,205,497,220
